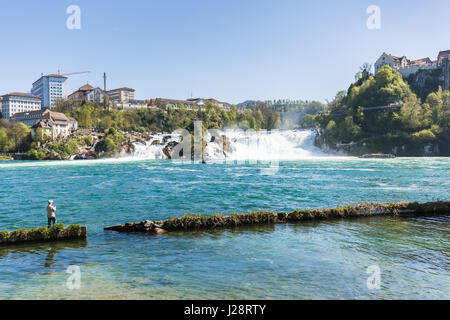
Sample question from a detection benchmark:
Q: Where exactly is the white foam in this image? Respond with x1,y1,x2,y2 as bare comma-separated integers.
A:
206,129,327,161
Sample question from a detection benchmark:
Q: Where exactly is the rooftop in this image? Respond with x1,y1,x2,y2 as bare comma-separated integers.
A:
2,92,41,99
438,50,450,57
11,109,70,124
106,87,135,93
78,84,95,91
10,109,46,118
148,98,196,105
32,74,68,85
410,57,432,66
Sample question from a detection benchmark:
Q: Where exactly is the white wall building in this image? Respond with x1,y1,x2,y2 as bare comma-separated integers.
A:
31,74,68,108
10,109,78,139
1,92,42,120
68,84,105,103
374,51,446,77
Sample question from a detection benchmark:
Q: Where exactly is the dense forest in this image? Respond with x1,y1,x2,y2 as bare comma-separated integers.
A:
52,100,282,132
314,65,450,156
238,99,326,128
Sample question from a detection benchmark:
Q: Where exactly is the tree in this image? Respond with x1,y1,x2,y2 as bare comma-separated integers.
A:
347,65,414,109
360,62,373,73
103,95,110,110
400,95,427,131
11,122,30,152
33,127,50,144
79,105,93,127
99,115,113,131
0,128,13,152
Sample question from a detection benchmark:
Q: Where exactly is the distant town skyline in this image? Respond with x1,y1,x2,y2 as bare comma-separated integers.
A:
0,0,449,104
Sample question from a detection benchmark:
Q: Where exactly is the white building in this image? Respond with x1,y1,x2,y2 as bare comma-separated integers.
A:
1,92,42,120
116,99,148,109
10,109,77,139
374,52,444,77
68,84,105,103
31,74,68,108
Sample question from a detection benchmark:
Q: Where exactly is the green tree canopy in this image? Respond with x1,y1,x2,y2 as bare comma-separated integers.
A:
347,65,415,109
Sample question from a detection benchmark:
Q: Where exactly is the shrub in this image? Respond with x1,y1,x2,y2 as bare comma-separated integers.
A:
412,129,436,142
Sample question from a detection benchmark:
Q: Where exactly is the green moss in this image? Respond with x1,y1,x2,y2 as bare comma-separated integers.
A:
105,201,450,235
0,231,10,242
48,223,65,239
67,224,82,238
0,224,86,244
10,229,30,242
28,227,50,241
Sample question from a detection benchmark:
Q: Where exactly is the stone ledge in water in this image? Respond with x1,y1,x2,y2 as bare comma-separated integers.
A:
104,201,450,235
0,224,87,245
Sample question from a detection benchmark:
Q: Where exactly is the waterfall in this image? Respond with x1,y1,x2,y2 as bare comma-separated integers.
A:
131,133,181,160
131,130,325,160
205,129,325,160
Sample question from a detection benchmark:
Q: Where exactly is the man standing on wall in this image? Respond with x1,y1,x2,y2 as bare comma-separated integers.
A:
47,200,57,228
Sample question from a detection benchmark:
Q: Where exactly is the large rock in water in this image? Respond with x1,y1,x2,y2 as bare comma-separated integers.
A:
151,140,161,146
162,141,179,159
163,147,172,159
104,220,156,233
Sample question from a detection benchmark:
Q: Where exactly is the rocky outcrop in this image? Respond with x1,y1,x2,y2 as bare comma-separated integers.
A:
315,129,450,157
162,141,180,159
104,201,450,235
0,224,87,245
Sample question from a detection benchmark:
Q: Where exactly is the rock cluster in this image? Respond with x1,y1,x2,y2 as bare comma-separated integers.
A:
104,201,450,235
0,225,87,245
104,220,167,234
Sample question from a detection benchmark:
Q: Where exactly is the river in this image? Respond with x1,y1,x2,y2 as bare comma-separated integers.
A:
0,130,449,299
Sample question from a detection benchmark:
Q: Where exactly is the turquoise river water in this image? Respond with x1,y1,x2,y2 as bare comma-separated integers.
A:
0,157,449,299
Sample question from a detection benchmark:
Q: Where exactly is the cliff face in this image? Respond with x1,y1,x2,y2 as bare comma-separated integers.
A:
406,68,444,101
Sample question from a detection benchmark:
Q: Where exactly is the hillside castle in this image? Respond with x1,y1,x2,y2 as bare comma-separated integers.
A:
375,50,450,90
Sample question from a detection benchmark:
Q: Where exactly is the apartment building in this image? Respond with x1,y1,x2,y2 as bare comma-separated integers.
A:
106,87,135,103
1,92,42,120
31,74,68,108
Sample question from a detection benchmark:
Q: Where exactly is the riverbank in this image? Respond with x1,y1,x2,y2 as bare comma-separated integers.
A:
104,201,450,235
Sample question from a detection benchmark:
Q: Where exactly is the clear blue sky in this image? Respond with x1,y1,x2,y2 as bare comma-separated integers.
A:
0,0,449,104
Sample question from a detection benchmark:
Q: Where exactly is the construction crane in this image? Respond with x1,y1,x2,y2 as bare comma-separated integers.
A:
57,70,91,77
